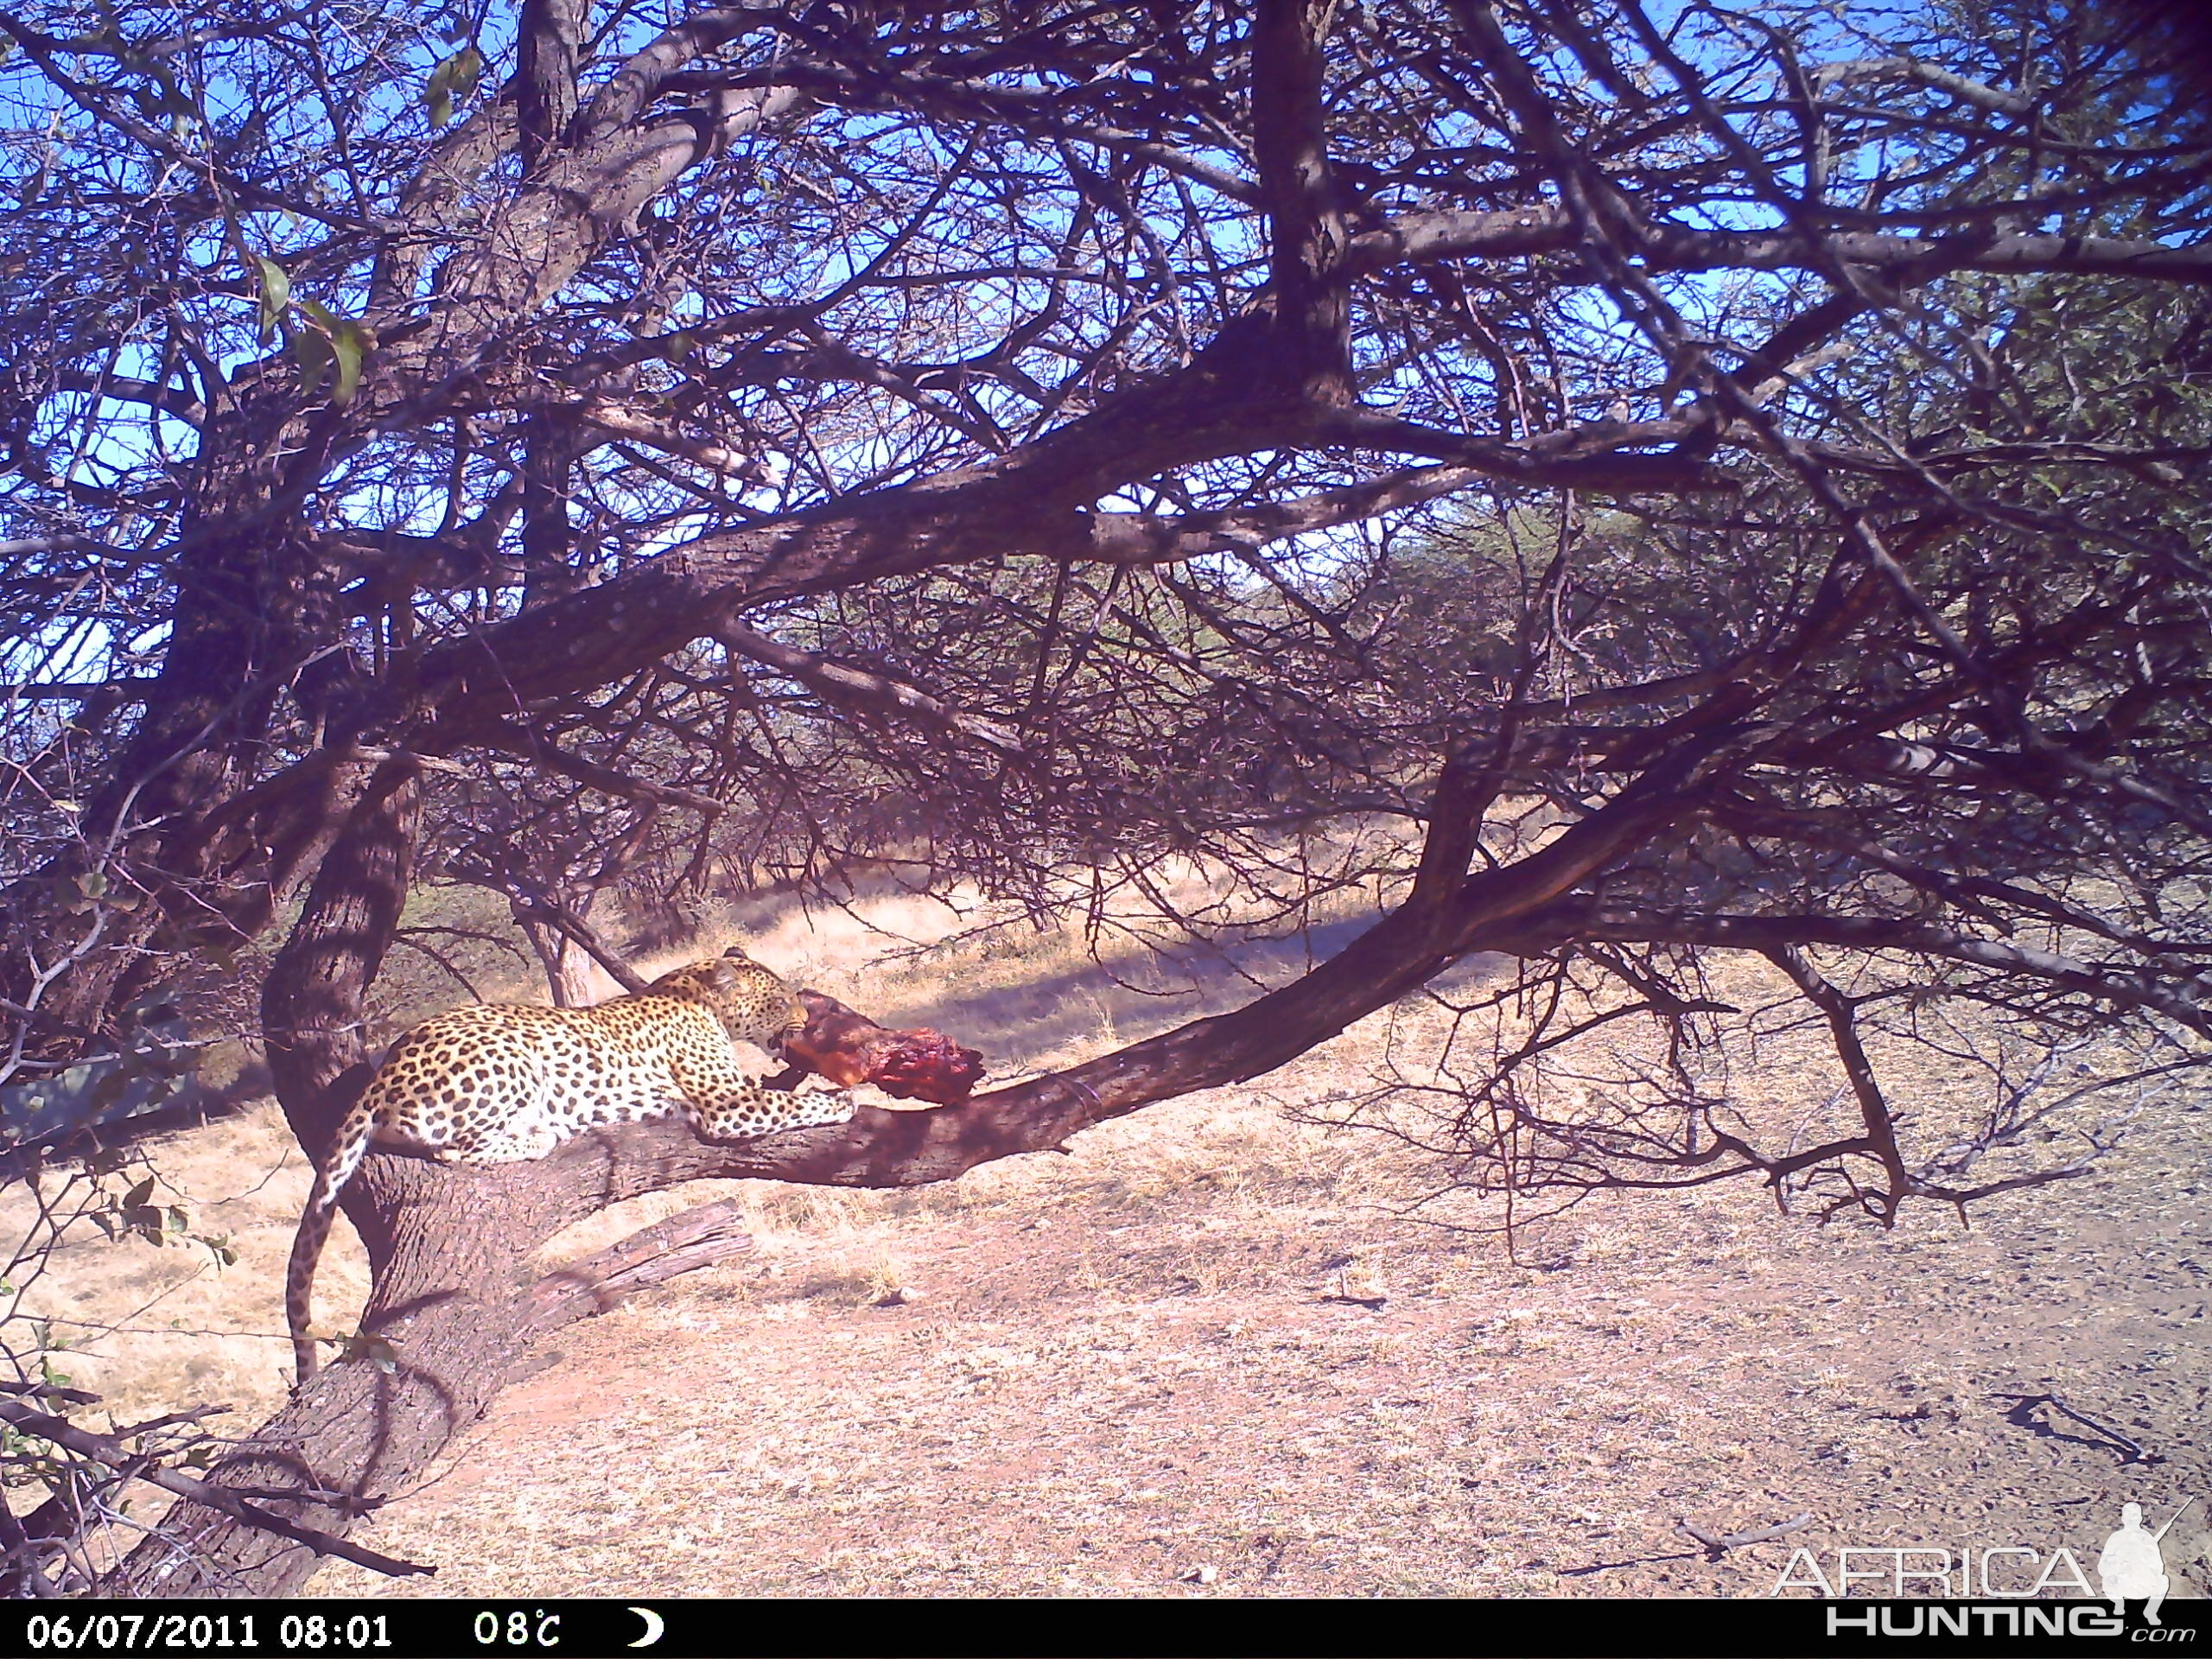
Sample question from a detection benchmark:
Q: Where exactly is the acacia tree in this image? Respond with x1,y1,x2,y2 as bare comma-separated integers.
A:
0,0,2208,1593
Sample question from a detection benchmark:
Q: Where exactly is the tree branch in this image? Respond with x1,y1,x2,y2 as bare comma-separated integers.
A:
1249,0,1355,403
714,621,1025,753
1550,904,2212,1034
520,1198,754,1339
0,1399,429,1580
1345,204,2212,286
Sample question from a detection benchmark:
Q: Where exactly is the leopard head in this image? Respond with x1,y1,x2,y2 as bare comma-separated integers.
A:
646,947,808,1055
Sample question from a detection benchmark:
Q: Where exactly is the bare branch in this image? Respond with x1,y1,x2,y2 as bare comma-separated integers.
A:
0,1398,431,1580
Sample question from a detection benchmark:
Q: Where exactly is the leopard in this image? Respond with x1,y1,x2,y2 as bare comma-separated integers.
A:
285,946,850,1384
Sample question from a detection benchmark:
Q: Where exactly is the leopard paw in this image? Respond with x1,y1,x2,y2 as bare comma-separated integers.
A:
798,1088,857,1128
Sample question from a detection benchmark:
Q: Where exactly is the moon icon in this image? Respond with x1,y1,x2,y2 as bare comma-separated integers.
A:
627,1606,665,1648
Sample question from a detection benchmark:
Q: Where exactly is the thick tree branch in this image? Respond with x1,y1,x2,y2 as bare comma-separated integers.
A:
582,745,1724,1196
520,1198,754,1338
517,0,589,167
1249,0,1356,403
1345,205,2212,286
383,418,1732,749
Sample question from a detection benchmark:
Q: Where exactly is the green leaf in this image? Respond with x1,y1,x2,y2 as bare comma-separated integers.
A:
74,869,108,898
424,44,483,130
290,298,371,405
294,325,334,400
254,256,290,344
328,318,367,406
338,1332,402,1374
450,46,484,104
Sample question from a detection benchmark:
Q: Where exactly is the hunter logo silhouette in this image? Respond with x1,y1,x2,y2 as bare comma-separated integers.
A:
2097,1498,2196,1626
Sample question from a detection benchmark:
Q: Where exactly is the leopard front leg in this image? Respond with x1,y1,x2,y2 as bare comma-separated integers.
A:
690,1077,855,1142
664,1006,854,1141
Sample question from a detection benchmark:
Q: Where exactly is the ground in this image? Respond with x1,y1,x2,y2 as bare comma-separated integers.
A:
9,879,2209,1599
304,1094,2209,1599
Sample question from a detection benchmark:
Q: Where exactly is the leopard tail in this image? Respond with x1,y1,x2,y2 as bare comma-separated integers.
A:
286,1101,377,1388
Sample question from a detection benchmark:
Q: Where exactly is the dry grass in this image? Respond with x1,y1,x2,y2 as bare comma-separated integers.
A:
0,1100,315,1431
6,868,2209,1599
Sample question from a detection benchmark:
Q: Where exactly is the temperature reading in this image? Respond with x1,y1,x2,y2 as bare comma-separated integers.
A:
473,1611,561,1649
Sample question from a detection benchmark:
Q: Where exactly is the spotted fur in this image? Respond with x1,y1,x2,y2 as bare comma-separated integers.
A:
286,947,849,1384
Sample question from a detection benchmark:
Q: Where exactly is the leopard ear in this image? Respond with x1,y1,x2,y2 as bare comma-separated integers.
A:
721,944,752,962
